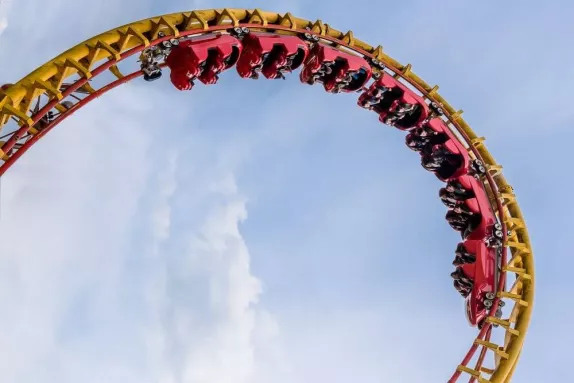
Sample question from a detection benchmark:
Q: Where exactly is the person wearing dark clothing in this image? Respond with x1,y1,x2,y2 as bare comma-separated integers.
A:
454,280,471,297
451,267,473,297
406,130,428,152
432,147,463,179
447,181,474,199
387,103,417,122
406,127,448,153
422,127,448,145
440,188,459,208
453,243,476,266
421,146,464,180
421,153,442,172
439,181,474,207
451,268,473,288
359,87,388,110
453,205,480,224
453,204,475,219
447,219,467,232
446,206,481,237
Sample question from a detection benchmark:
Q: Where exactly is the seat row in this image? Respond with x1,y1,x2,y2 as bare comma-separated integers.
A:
140,28,373,93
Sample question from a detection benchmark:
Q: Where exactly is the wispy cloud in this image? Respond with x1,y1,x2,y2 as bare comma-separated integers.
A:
0,0,9,37
139,165,285,383
0,86,153,382
0,78,283,382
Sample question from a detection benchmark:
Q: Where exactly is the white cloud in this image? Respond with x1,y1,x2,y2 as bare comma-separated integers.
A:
138,163,284,383
178,188,266,382
0,79,284,382
0,2,8,37
0,86,153,382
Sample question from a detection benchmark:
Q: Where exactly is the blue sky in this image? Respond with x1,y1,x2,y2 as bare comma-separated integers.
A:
0,0,571,382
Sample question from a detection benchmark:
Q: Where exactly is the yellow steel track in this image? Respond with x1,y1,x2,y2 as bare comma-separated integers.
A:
0,8,534,382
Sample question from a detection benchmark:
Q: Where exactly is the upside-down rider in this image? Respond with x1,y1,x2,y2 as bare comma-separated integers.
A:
406,127,448,153
439,181,475,208
451,268,473,296
359,87,387,109
421,147,463,179
453,242,476,266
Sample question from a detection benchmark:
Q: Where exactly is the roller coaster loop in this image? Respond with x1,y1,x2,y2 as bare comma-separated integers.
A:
0,8,534,383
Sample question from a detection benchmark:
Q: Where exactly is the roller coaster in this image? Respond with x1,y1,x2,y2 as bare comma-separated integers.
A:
0,8,534,382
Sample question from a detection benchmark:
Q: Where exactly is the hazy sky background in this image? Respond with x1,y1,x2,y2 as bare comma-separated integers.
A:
0,0,572,382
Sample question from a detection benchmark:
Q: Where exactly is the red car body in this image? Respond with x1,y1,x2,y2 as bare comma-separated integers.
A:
236,33,308,79
459,239,498,327
166,34,242,91
300,43,371,93
358,74,430,130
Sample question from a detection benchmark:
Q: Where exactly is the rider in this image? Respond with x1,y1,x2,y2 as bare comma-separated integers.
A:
386,103,417,124
333,68,365,92
454,279,471,297
446,211,467,232
446,206,481,238
421,152,443,172
446,208,470,233
307,64,332,85
451,268,473,298
439,180,475,208
405,128,426,151
451,268,473,289
359,87,387,109
407,126,448,153
421,146,463,179
453,242,476,266
432,147,463,179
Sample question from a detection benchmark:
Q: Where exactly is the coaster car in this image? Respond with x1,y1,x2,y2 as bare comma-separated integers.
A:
236,32,308,80
300,43,371,93
166,34,242,90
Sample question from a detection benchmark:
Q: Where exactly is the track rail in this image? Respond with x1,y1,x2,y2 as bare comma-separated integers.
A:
0,8,534,382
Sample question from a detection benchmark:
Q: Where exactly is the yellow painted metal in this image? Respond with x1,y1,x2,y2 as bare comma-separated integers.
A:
458,365,481,377
457,364,493,382
486,318,520,336
2,103,34,126
79,83,97,94
0,8,534,382
109,65,125,79
474,339,509,359
87,40,121,66
34,79,63,100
